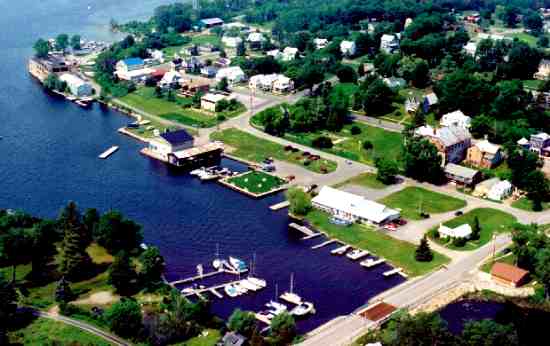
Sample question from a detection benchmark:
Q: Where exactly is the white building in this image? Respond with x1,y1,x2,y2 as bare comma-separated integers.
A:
221,36,243,48
380,34,399,54
314,38,329,50
150,49,165,63
463,42,477,56
404,18,413,29
282,47,299,61
200,93,231,112
115,58,144,73
247,32,266,43
438,223,472,239
273,75,294,93
59,73,92,97
148,129,194,161
215,66,246,84
340,40,357,56
159,71,182,89
249,74,294,93
383,77,406,89
312,186,400,225
440,110,471,130
266,49,283,60
116,67,155,83
487,180,512,201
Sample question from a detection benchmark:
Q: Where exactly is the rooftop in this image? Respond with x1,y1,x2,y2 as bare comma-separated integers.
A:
491,262,529,284
444,163,479,180
159,129,194,146
121,57,144,66
200,17,224,25
474,139,500,154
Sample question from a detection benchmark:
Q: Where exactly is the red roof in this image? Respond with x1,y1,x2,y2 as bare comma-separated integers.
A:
491,262,529,284
359,302,396,321
152,69,167,77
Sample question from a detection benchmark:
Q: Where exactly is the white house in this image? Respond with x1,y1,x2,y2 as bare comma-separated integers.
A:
380,34,399,54
266,49,283,60
438,223,472,239
314,38,329,50
247,32,266,43
340,40,357,56
148,129,194,161
200,93,231,112
282,47,299,61
383,77,406,89
115,58,144,73
221,36,243,48
215,66,246,84
422,92,439,113
440,110,471,130
150,49,165,63
312,186,400,225
59,73,93,97
273,75,294,94
463,42,477,56
404,18,413,28
249,74,294,93
487,180,512,201
159,71,182,89
116,67,155,83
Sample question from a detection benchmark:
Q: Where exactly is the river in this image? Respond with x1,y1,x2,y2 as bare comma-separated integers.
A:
0,0,405,332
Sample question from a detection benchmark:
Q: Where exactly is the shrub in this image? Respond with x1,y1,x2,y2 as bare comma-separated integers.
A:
362,141,373,150
350,126,362,135
312,136,333,149
452,237,467,247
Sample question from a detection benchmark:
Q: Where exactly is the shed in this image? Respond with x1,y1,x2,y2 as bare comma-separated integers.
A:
200,17,224,28
491,262,529,288
444,163,480,186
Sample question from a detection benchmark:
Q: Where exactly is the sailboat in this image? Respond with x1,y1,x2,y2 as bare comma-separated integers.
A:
280,273,302,305
212,243,222,270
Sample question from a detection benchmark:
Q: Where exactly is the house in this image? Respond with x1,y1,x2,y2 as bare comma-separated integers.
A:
466,139,502,168
534,59,550,80
444,163,481,186
340,40,357,56
215,66,246,84
59,73,92,97
491,262,529,288
440,110,471,130
150,49,164,63
405,97,420,113
487,180,512,201
214,58,232,68
116,68,155,83
218,332,246,346
247,32,266,49
464,13,480,23
266,49,283,60
415,125,472,164
221,36,243,48
404,18,413,28
28,55,69,81
159,71,182,89
422,92,438,113
282,47,299,61
273,75,294,94
473,177,500,198
314,38,329,49
201,93,231,112
380,34,399,54
383,77,406,89
200,66,217,78
311,186,400,225
249,74,294,93
148,129,194,161
181,57,203,72
199,44,219,53
529,132,550,156
179,78,210,96
438,223,472,239
517,137,530,149
115,58,144,73
200,17,224,28
463,42,477,56
150,69,167,82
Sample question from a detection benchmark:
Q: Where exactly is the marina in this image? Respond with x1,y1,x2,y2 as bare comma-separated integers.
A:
98,145,119,159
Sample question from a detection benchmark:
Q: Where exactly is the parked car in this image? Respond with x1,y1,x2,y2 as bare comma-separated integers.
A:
455,210,463,216
420,212,430,219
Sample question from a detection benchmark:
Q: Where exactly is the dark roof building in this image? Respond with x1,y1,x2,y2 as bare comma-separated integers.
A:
491,262,529,288
160,129,194,147
201,17,224,28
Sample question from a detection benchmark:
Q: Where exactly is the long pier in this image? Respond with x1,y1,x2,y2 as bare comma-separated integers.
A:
182,279,247,298
289,223,316,237
99,146,119,159
270,201,290,210
311,239,339,249
169,268,242,286
301,233,322,240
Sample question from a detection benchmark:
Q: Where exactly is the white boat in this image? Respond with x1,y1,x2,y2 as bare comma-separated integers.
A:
212,243,222,270
347,249,369,260
240,279,261,291
290,301,315,317
181,287,195,294
331,245,350,255
190,168,204,176
140,243,148,250
248,277,267,289
229,256,248,273
280,273,302,305
199,172,219,181
234,281,248,294
224,283,239,298
266,301,287,315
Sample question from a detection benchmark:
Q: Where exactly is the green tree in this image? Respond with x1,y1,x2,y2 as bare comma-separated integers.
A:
462,319,519,346
403,137,444,184
375,157,399,184
524,170,549,211
94,211,143,254
535,248,550,298
415,235,433,262
140,246,165,287
523,11,543,34
362,79,395,116
286,187,312,216
270,311,296,345
33,38,50,58
228,309,257,337
387,312,455,345
59,201,92,280
216,77,229,92
470,216,481,241
0,274,17,327
301,64,324,92
109,251,137,295
399,56,430,88
82,208,99,246
336,64,358,83
70,35,81,50
30,220,58,277
55,276,74,303
55,34,69,51
0,228,34,283
104,298,143,338
236,40,246,56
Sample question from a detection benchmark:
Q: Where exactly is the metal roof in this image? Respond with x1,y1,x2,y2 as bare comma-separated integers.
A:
444,163,479,179
159,129,193,146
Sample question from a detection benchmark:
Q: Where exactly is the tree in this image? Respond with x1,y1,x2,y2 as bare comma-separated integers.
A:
537,36,549,48
109,251,137,295
498,6,519,27
403,137,444,184
44,74,67,92
140,246,165,287
59,201,92,280
523,11,543,34
30,220,58,277
55,276,74,303
350,126,361,135
216,77,229,92
301,65,324,91
387,312,455,345
83,208,99,246
270,311,296,344
0,229,34,283
55,34,69,51
362,79,395,116
236,40,246,56
286,187,312,216
0,273,17,326
228,309,257,337
33,38,50,58
375,157,399,184
398,56,430,88
470,216,481,241
336,64,358,83
415,235,433,262
70,35,81,50
94,211,143,254
524,170,549,211
536,248,550,298
462,319,519,346
312,136,333,149
104,298,143,338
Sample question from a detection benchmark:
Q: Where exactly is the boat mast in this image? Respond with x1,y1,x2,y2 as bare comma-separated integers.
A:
290,272,294,294
275,283,278,301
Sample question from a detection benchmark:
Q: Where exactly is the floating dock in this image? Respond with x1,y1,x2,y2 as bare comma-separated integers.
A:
383,268,403,277
301,232,322,240
311,239,338,249
331,245,350,255
98,146,119,159
209,287,223,298
360,258,386,268
168,268,241,286
289,223,316,237
347,250,370,261
270,201,290,210
182,278,263,298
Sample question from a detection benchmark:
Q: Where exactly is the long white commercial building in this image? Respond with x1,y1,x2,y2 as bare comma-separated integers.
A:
312,186,400,225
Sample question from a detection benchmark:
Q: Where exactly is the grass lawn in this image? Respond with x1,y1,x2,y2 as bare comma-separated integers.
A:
191,34,221,46
210,128,338,174
512,196,550,212
172,329,222,346
379,187,466,220
523,79,544,91
333,172,388,189
430,208,517,251
480,252,517,273
306,210,449,276
227,170,285,194
8,317,111,346
507,32,538,47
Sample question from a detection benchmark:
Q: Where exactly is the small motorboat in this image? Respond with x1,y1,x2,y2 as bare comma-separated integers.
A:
280,292,302,305
212,259,222,270
229,256,248,273
224,283,239,298
181,287,195,294
331,245,350,255
248,277,267,289
190,168,204,176
347,249,369,260
234,281,248,295
240,279,261,291
266,301,287,315
290,301,315,317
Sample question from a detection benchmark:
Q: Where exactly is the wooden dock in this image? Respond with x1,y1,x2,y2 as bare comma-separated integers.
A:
289,223,316,237
383,268,403,277
182,279,246,298
169,269,229,286
270,201,290,210
301,232,322,240
311,239,338,249
360,258,386,268
99,146,119,159
209,287,223,298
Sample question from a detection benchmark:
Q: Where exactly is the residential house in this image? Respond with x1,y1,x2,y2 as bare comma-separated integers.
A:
221,36,243,48
200,66,217,78
463,42,477,56
415,125,472,164
266,49,283,60
491,262,529,288
116,67,155,83
464,13,481,23
405,97,420,113
440,110,471,130
473,177,500,198
444,163,481,186
218,332,246,346
534,59,550,80
201,93,231,112
282,47,299,61
362,63,375,76
200,17,224,28
404,18,413,28
199,44,219,53
314,38,329,49
181,56,202,73
247,32,266,49
311,186,400,225
273,75,294,94
59,73,93,97
214,58,232,68
150,49,164,63
438,223,472,239
487,180,512,201
148,129,194,161
179,78,210,96
340,40,357,56
115,58,144,73
383,77,406,89
215,66,246,84
517,137,530,149
159,71,182,89
380,34,399,54
466,139,502,168
529,132,550,156
249,74,294,93
422,92,438,113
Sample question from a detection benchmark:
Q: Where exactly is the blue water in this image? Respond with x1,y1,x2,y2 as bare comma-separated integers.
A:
0,0,405,332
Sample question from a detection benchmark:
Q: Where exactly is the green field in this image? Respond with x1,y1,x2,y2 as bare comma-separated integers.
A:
333,172,388,189
430,208,517,251
210,128,338,174
191,34,222,46
306,210,450,276
511,196,550,212
507,32,538,47
227,170,285,194
8,317,111,346
379,187,467,220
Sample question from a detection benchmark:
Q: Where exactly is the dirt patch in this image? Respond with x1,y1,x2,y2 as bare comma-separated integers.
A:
74,291,119,306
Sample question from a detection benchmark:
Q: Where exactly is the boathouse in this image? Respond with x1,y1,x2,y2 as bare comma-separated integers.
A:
491,262,529,288
312,186,399,225
148,129,194,161
59,73,93,97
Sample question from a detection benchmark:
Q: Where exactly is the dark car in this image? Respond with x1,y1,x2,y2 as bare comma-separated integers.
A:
455,211,463,216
